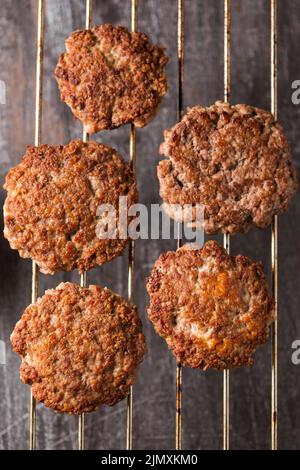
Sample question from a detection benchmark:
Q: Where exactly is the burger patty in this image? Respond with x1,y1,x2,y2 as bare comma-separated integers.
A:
4,140,137,274
55,24,168,133
147,240,274,370
11,282,147,414
158,101,298,234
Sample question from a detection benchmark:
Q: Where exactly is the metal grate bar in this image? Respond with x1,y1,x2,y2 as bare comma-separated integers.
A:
126,0,138,451
270,0,278,451
175,0,184,451
29,0,45,451
78,0,93,451
223,0,231,451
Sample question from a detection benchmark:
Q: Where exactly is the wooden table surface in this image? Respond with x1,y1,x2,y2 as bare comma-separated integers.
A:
0,0,299,450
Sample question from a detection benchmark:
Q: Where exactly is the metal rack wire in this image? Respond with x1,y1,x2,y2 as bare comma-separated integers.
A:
30,0,45,451
78,0,93,452
27,0,279,451
175,0,184,451
223,0,231,452
127,0,138,452
270,0,278,451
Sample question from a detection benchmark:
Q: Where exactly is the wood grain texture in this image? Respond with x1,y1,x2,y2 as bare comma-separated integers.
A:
0,0,299,450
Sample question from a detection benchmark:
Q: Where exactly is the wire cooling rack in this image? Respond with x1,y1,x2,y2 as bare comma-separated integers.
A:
28,0,278,450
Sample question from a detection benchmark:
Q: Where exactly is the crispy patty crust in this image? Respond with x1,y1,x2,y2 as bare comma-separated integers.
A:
4,140,137,274
147,241,274,370
55,24,168,133
158,101,297,234
11,282,146,414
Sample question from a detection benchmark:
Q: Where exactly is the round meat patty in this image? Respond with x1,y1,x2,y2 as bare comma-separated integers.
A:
55,24,168,133
11,282,146,414
147,241,274,370
158,101,298,234
3,140,137,274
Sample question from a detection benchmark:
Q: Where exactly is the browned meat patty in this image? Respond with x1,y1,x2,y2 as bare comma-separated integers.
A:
55,24,168,133
11,282,146,414
158,101,298,234
147,241,274,370
3,140,137,274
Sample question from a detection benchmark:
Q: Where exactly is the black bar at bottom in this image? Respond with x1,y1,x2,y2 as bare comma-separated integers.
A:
0,450,299,467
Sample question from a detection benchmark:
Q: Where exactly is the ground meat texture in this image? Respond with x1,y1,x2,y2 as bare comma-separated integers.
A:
158,101,298,234
55,24,168,133
147,241,274,370
3,140,137,274
11,282,146,414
